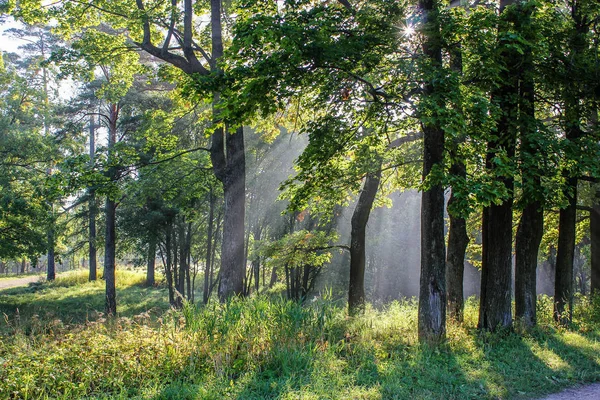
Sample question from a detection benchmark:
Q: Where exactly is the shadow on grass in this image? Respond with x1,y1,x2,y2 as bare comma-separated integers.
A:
150,324,600,400
0,280,171,330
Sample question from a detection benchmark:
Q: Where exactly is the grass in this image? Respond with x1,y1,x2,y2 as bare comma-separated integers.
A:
0,273,599,399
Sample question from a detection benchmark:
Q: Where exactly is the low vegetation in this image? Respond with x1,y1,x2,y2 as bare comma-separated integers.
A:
1,271,599,399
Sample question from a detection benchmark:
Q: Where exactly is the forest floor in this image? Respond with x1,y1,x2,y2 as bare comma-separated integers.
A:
0,273,43,290
0,270,599,400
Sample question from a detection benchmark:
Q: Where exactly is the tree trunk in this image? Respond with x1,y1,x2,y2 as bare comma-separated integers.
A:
446,182,469,322
515,201,543,327
104,197,117,315
478,0,517,332
348,167,382,315
104,103,119,316
209,209,222,298
555,181,577,324
446,40,469,323
186,222,192,301
207,0,246,302
217,126,246,301
514,22,542,328
203,189,215,304
554,5,587,324
417,0,446,345
176,219,186,308
47,229,55,281
165,225,175,306
592,194,600,295
147,237,156,286
89,114,97,281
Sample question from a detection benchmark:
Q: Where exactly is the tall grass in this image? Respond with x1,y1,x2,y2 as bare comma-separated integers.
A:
1,277,599,399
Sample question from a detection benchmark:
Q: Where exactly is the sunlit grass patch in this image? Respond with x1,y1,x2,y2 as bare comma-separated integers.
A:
0,285,599,399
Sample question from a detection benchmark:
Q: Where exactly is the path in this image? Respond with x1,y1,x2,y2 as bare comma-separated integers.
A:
0,275,43,291
537,383,600,400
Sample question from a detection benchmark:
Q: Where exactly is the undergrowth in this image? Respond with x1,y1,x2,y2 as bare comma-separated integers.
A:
1,274,599,399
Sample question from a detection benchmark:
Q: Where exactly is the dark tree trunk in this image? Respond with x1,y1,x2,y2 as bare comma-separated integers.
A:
21,259,26,274
515,201,544,327
302,265,311,300
88,114,97,281
417,0,446,345
104,197,116,315
203,189,215,304
186,222,192,301
47,229,55,281
554,5,587,324
446,40,468,323
555,181,577,324
172,228,179,299
165,225,175,305
592,196,600,295
478,0,517,332
480,201,514,330
217,126,246,301
176,220,186,308
147,237,156,286
104,103,119,316
514,26,542,328
209,209,222,298
209,0,246,302
446,181,469,322
348,167,382,315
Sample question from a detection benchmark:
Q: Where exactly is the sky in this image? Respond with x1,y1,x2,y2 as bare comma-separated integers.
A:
0,18,25,53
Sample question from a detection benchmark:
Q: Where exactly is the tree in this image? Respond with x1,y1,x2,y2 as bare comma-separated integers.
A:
11,0,249,301
416,0,448,344
478,0,520,332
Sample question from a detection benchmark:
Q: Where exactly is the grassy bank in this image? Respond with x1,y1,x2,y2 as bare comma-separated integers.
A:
1,272,599,399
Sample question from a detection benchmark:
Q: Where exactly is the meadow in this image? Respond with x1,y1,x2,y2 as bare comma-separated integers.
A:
1,271,599,399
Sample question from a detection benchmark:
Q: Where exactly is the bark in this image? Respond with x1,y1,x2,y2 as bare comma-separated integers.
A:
252,225,262,294
446,182,469,322
592,195,600,295
165,225,175,305
186,222,192,301
446,43,469,323
147,237,156,286
554,5,587,324
348,166,382,315
270,266,278,288
47,229,55,281
203,189,215,304
104,197,117,315
209,209,222,298
218,126,246,301
89,114,97,281
478,0,517,331
514,25,542,328
515,201,544,327
176,219,186,308
555,181,577,324
104,104,118,316
134,0,247,302
417,0,446,345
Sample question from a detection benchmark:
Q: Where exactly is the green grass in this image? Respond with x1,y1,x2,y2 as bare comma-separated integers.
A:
1,275,599,399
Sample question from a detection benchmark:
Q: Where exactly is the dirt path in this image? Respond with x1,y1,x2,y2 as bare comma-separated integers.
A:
0,275,43,291
537,383,600,400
